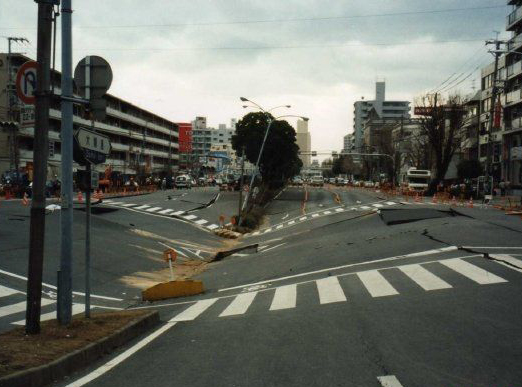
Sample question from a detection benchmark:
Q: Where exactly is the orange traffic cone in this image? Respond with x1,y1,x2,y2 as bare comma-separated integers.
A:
77,191,84,203
22,192,29,206
467,197,474,208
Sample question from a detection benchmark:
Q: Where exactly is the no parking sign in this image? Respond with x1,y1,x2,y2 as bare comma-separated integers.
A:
16,61,37,105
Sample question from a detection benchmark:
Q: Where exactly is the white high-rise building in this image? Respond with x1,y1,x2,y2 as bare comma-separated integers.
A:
296,119,311,168
352,82,410,152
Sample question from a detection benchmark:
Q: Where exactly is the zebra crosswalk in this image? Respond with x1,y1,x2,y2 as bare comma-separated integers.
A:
162,256,520,322
0,284,122,330
101,200,220,231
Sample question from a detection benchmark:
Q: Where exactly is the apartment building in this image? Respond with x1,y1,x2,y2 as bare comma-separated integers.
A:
352,81,410,152
0,53,179,179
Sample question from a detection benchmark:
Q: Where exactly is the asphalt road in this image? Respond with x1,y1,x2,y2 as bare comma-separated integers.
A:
2,185,522,386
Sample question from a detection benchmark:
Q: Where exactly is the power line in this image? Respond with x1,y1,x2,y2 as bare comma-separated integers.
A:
47,38,488,52
438,56,491,94
0,5,507,30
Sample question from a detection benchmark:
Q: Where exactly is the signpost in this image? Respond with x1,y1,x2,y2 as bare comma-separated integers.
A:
16,60,37,105
72,127,110,318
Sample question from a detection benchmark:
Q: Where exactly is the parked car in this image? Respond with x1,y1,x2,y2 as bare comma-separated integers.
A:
310,176,324,187
175,175,192,189
292,176,303,186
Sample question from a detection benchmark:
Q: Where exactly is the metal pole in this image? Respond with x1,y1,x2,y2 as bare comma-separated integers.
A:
237,146,245,225
85,163,91,318
58,0,73,325
25,1,53,335
485,40,501,196
242,117,273,211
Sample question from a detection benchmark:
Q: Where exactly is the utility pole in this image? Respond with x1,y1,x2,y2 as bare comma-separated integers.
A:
25,0,54,335
484,38,505,195
237,146,245,225
58,0,73,325
5,36,29,172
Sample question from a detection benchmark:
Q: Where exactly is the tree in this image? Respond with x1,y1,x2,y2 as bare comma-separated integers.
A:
417,94,466,193
232,112,302,190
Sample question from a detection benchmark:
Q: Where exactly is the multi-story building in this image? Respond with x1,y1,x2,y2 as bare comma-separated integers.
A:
343,133,355,153
295,118,311,168
0,53,179,179
191,116,211,159
352,81,410,153
483,0,522,190
461,91,481,161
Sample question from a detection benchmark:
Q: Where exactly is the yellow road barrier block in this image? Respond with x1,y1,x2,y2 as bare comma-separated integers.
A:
142,280,204,301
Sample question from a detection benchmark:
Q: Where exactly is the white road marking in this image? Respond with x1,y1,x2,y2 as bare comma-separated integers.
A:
120,203,138,207
172,210,185,216
288,220,296,225
270,284,297,310
102,200,114,203
252,231,261,236
312,213,320,218
385,201,396,205
12,303,86,325
145,206,162,212
323,211,332,215
219,292,257,317
157,208,174,214
377,375,404,387
490,254,522,273
0,284,20,298
357,270,399,297
63,323,176,387
372,203,384,208
398,264,452,291
0,298,54,318
276,224,284,229
183,214,198,220
316,277,347,304
299,216,307,221
440,258,507,284
335,208,344,212
195,219,208,225
218,246,459,293
264,228,272,233
170,298,218,321
207,224,219,230
0,269,123,301
360,206,371,210
133,205,150,210
261,243,286,253
282,213,289,220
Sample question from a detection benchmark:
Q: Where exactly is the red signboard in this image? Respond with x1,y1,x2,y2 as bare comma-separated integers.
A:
177,122,192,153
16,61,38,105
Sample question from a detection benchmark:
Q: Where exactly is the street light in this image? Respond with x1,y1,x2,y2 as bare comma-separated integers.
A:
238,97,308,220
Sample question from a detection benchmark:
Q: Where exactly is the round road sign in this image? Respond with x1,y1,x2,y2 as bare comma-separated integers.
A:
16,61,37,105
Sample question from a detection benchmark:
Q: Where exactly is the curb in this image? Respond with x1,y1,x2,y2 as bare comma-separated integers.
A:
0,311,160,387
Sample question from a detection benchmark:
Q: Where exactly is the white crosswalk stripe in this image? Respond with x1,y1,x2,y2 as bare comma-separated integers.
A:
207,224,219,230
170,299,218,321
219,292,257,317
385,201,396,205
323,210,332,215
398,264,452,291
11,303,86,325
172,210,185,216
377,375,404,387
360,206,371,210
316,277,347,304
0,298,55,318
251,231,260,235
357,270,399,297
157,208,174,214
440,258,507,284
195,219,208,225
0,284,20,298
312,213,320,218
264,228,272,233
490,254,522,273
288,220,295,225
276,224,283,229
183,214,198,220
133,205,150,210
335,208,344,212
270,284,297,311
120,203,138,207
372,203,384,208
299,216,307,221
145,206,162,212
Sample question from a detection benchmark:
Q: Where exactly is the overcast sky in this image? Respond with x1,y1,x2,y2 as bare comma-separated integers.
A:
1,0,511,158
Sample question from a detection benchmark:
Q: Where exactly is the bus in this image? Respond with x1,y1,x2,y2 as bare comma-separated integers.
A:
402,168,431,192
